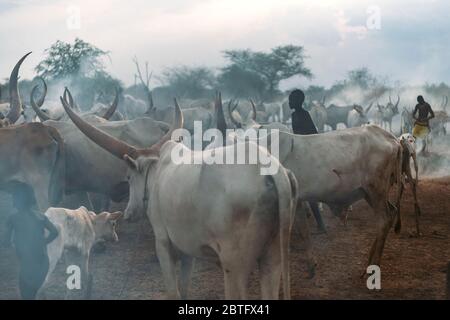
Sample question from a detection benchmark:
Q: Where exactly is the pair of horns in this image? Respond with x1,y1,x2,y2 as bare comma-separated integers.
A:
227,98,257,128
389,94,400,108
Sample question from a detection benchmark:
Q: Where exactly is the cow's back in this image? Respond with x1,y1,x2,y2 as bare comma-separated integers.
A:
45,207,95,253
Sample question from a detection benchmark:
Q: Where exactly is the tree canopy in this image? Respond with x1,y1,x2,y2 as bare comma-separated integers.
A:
35,38,109,80
222,45,312,100
160,66,216,99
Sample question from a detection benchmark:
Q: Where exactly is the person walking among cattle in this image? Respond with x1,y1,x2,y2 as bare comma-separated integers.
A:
3,183,59,300
412,95,435,153
289,89,327,233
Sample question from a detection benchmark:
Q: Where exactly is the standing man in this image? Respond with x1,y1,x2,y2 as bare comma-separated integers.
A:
412,95,435,153
3,182,59,299
289,89,327,233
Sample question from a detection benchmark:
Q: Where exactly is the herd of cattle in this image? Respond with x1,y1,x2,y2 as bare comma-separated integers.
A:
0,53,447,299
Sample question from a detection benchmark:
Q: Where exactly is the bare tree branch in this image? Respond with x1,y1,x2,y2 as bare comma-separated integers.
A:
133,56,154,111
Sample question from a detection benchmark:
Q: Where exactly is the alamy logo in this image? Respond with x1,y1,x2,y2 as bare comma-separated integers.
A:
366,5,381,30
66,6,81,30
66,265,81,290
366,265,381,290
170,122,280,175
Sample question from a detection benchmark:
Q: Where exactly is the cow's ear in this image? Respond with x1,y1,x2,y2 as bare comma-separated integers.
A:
108,211,123,221
123,154,138,170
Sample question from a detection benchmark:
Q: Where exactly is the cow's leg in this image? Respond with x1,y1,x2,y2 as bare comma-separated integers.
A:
220,239,259,299
223,267,240,299
155,238,180,299
81,252,92,299
259,233,282,300
221,260,253,300
402,159,422,236
368,202,395,267
394,181,405,234
309,201,326,233
294,202,316,278
410,179,422,236
179,254,194,300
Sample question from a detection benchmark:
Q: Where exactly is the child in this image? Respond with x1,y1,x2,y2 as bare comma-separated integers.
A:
3,182,59,299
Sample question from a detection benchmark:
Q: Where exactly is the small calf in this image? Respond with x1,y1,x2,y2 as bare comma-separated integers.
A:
39,206,122,299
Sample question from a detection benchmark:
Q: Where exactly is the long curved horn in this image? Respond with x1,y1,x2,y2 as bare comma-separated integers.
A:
62,89,183,159
322,95,326,105
395,94,400,108
7,52,32,123
61,89,139,159
64,88,81,112
148,98,183,153
30,85,51,122
35,77,47,107
249,99,257,121
228,99,242,128
389,95,392,104
215,91,227,139
102,88,119,120
365,102,373,113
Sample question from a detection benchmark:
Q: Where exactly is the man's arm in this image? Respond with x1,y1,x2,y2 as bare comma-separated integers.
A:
43,217,59,244
427,104,435,120
412,105,419,120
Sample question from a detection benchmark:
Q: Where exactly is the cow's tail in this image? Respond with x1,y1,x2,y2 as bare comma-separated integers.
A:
46,126,65,206
267,166,297,300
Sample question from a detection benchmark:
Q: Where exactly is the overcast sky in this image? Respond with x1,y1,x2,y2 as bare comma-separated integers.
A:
0,0,449,89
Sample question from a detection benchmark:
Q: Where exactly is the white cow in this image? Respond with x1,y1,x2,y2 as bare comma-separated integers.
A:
62,98,303,300
214,94,404,270
40,206,122,299
227,99,291,134
347,104,371,128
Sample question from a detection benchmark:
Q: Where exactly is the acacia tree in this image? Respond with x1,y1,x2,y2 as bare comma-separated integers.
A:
35,38,120,109
218,64,266,99
36,38,109,79
222,45,312,99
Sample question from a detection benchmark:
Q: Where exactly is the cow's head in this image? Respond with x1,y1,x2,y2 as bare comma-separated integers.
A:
123,155,159,220
91,211,123,242
386,95,400,115
353,102,373,125
227,99,267,133
399,133,416,155
61,88,183,221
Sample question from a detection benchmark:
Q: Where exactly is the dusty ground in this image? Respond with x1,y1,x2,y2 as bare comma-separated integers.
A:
0,175,449,300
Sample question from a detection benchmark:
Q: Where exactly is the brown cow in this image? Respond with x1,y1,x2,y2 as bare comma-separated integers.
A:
0,122,65,210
